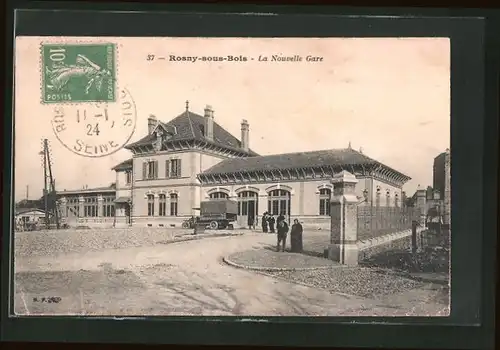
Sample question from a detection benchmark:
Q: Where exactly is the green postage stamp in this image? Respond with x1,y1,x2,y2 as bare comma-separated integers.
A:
41,43,116,103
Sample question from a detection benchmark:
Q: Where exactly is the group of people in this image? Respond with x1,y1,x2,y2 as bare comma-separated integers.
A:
249,212,303,252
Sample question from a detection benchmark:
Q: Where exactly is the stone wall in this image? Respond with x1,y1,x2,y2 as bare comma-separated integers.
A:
358,230,413,262
357,228,430,262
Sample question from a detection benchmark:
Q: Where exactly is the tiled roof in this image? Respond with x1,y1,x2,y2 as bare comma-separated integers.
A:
112,158,133,171
202,148,411,180
125,111,259,156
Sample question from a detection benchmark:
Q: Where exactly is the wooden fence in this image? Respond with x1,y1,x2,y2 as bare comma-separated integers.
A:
357,206,419,241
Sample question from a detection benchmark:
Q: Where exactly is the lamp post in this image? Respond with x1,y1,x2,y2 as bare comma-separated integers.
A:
362,188,373,234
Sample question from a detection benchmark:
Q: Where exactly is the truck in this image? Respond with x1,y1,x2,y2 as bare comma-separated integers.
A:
197,199,238,230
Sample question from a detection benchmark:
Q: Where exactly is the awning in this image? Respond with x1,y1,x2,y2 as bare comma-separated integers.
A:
114,197,131,204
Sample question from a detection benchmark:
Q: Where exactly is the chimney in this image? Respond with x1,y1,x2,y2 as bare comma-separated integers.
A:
204,105,214,141
148,115,157,134
241,119,249,152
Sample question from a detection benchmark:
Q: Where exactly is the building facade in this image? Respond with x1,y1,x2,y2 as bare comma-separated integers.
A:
58,185,117,228
433,152,446,200
58,103,412,229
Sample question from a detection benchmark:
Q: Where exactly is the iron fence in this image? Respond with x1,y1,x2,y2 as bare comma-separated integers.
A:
357,206,419,241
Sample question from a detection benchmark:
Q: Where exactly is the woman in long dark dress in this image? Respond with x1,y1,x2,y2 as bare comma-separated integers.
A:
290,219,303,253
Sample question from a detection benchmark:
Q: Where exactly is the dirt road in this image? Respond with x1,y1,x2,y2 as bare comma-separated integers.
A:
15,231,380,316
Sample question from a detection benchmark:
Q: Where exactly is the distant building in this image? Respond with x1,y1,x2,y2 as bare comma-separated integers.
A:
57,185,116,228
15,208,51,226
433,152,446,200
411,148,451,227
443,149,451,226
57,103,412,229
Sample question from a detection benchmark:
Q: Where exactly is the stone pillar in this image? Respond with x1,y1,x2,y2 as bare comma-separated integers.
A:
154,193,159,216
78,196,84,218
415,189,427,225
258,191,268,217
328,170,359,266
97,194,104,217
59,197,67,219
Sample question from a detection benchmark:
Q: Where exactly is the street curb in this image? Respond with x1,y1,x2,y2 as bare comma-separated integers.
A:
403,275,449,286
254,270,360,299
222,255,341,272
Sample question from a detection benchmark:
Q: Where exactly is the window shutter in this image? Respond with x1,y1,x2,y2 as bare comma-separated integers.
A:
166,160,170,178
154,160,159,179
176,159,182,177
142,162,147,180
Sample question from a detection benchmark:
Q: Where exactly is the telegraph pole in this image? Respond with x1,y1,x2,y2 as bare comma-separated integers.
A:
43,139,49,229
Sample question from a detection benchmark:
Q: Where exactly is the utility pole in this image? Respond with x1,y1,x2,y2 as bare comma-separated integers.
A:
40,138,60,229
43,139,49,229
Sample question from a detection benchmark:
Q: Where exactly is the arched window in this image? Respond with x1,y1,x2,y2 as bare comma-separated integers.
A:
237,191,258,216
158,194,166,216
209,191,229,200
376,188,381,207
268,189,291,217
147,194,155,216
386,190,391,207
170,193,178,216
319,188,331,216
394,193,400,208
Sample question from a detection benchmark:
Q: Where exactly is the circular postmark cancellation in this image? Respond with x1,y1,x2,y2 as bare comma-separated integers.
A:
51,88,137,158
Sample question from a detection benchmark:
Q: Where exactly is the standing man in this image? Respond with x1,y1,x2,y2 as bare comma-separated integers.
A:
247,215,255,230
277,211,286,226
262,212,268,233
276,220,289,252
268,215,276,233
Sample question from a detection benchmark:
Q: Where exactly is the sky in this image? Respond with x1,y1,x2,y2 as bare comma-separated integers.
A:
14,37,450,202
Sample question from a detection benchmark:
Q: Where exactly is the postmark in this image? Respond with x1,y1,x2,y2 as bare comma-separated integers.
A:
41,43,116,103
51,88,136,157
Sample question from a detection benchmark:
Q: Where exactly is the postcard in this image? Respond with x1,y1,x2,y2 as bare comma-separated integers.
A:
13,36,451,316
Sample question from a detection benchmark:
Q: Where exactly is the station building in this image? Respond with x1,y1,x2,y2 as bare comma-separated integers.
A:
58,103,411,229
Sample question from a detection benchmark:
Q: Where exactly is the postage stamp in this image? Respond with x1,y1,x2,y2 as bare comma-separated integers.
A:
51,88,136,157
41,43,116,104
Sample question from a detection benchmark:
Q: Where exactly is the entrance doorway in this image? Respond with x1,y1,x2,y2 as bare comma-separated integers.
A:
268,189,291,222
237,191,258,228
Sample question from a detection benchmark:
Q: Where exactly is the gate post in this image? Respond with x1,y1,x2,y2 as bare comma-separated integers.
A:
328,171,359,266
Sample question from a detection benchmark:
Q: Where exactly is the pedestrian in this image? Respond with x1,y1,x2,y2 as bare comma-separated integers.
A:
276,220,289,252
268,215,276,233
290,219,303,253
248,215,255,230
277,212,286,226
262,212,268,233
